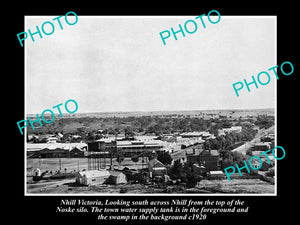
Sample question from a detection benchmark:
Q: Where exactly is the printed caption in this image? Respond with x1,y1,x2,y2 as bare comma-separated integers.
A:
57,198,249,222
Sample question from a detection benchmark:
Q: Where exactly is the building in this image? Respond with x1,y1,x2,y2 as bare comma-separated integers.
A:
180,131,214,140
120,140,165,157
70,147,85,157
75,170,110,186
39,147,67,158
250,142,271,152
186,149,220,172
208,171,225,179
148,158,167,178
181,132,204,138
87,139,113,153
261,134,275,142
47,137,58,143
192,163,206,174
27,143,88,158
105,170,127,184
218,126,242,136
87,138,165,157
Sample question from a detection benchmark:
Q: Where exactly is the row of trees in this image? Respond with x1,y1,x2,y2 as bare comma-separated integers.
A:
254,115,274,129
28,113,274,141
202,124,260,171
203,127,257,151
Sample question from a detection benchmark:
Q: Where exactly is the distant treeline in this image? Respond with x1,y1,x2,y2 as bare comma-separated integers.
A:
27,113,274,138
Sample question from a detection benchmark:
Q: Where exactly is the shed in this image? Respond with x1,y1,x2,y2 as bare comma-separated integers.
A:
148,158,167,177
105,170,127,184
70,147,84,157
75,170,110,186
192,163,206,174
208,171,225,178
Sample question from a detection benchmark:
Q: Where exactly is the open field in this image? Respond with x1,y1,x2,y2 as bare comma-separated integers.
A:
26,177,274,194
196,179,274,194
27,179,161,194
26,158,274,194
27,157,148,173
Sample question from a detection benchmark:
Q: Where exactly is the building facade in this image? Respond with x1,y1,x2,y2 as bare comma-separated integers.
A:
186,149,220,172
87,139,165,157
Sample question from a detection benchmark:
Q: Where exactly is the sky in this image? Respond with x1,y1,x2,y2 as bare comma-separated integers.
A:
25,15,276,114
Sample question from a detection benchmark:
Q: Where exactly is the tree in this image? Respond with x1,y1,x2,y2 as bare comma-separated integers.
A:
116,153,124,165
168,160,198,187
184,163,198,188
232,151,244,165
124,126,134,139
255,115,274,129
220,157,234,170
114,127,120,135
131,155,139,165
221,119,233,128
156,151,172,165
107,127,115,135
168,160,184,180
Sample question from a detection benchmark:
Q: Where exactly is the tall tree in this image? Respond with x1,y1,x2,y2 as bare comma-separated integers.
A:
157,151,172,165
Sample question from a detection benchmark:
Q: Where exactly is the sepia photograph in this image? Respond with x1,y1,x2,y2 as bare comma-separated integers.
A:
24,15,276,195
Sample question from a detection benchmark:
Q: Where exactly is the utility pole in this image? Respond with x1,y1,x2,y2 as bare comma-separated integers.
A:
77,159,79,172
59,154,61,171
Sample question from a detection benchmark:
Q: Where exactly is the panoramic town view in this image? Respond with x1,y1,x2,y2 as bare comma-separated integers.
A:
26,108,275,194
25,17,276,195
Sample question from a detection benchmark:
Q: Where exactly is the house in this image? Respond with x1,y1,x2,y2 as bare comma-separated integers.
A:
199,150,220,171
70,147,84,157
148,158,167,178
186,149,220,172
105,170,127,184
218,126,242,136
75,170,110,186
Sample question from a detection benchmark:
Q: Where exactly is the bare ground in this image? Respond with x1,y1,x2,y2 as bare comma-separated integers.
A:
26,177,274,195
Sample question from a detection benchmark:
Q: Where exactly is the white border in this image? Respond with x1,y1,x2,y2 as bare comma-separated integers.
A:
24,15,277,196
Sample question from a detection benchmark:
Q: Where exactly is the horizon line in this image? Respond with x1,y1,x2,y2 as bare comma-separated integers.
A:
26,108,275,116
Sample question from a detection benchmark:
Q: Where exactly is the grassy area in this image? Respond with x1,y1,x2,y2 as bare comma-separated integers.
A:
26,177,274,194
27,157,148,173
196,179,274,194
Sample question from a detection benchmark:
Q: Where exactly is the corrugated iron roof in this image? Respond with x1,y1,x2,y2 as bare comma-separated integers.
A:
78,170,110,178
27,143,87,151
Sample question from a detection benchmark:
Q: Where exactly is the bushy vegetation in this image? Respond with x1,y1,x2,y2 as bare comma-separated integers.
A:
168,160,198,188
27,113,274,159
203,127,257,151
254,114,274,129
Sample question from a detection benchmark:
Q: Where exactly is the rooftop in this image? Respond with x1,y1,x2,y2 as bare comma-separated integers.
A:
27,142,87,152
77,169,110,178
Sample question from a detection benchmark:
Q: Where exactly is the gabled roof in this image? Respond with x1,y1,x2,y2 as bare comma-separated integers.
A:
148,158,166,168
78,170,110,178
27,143,87,151
199,149,219,156
108,170,125,177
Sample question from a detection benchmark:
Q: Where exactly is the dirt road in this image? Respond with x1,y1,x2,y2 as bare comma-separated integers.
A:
232,125,275,155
